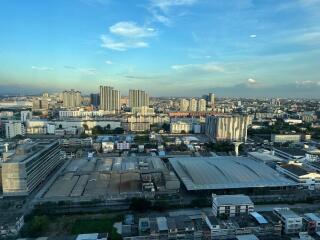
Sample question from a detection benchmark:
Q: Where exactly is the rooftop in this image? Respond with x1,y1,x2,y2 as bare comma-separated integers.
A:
213,194,253,206
274,208,301,219
3,140,59,164
248,151,283,162
304,213,320,222
169,156,296,191
279,164,309,176
274,147,306,156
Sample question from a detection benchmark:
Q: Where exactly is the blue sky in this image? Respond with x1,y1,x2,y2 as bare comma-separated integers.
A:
0,0,320,97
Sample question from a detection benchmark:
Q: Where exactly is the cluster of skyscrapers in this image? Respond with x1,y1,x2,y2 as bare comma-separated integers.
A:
61,86,150,112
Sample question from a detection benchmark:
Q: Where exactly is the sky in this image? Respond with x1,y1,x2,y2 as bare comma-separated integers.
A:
0,0,320,97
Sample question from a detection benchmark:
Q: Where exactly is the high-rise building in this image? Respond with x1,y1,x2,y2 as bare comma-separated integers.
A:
205,115,251,142
21,111,32,122
62,89,82,108
100,86,121,111
32,98,49,111
179,99,189,111
198,99,207,111
1,140,62,196
5,121,25,139
189,98,198,112
208,93,215,107
90,93,100,108
129,89,149,108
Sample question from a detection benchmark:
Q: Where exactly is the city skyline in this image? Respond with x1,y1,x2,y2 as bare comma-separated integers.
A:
1,0,320,97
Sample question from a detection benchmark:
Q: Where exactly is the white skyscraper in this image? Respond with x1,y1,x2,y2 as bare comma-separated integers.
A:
100,86,121,111
208,93,215,107
129,89,149,108
189,98,198,112
198,99,207,111
179,98,189,111
62,89,82,108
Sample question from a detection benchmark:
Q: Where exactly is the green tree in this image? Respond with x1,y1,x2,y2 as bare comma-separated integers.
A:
162,123,170,132
130,198,152,212
20,215,50,238
113,127,124,134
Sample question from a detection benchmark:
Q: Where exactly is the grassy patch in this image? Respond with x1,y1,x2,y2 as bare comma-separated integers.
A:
20,213,122,239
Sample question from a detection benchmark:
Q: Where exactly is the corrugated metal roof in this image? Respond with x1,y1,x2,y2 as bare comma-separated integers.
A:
169,156,296,190
250,212,268,224
214,194,253,206
156,217,168,231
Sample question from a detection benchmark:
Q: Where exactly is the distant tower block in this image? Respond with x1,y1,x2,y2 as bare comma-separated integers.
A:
4,143,9,152
233,142,243,157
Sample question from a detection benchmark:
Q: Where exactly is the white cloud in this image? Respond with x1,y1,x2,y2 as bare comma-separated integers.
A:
171,62,224,72
31,66,53,71
247,78,257,84
105,60,113,65
250,34,257,38
295,80,320,86
79,68,97,75
148,0,198,25
293,31,320,44
151,0,198,11
64,66,97,75
149,9,172,26
109,21,156,38
101,35,148,51
101,21,156,51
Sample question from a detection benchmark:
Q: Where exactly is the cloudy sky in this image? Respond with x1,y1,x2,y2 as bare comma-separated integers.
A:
1,0,320,97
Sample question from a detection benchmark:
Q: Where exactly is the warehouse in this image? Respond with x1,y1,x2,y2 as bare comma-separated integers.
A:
169,156,297,192
41,156,180,202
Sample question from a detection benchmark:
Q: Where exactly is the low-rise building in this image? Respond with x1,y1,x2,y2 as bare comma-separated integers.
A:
303,213,320,234
273,147,306,160
273,208,302,234
170,121,193,134
212,194,254,217
276,162,320,190
271,134,301,143
122,122,150,132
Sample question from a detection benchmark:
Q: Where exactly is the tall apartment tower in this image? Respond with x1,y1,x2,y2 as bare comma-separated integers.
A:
208,93,215,107
198,99,207,111
32,98,49,111
90,93,100,108
205,115,251,142
179,98,189,111
62,89,82,108
100,86,121,111
5,121,25,139
129,89,149,108
189,98,198,112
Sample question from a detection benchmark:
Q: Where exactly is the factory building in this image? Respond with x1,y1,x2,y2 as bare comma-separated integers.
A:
169,156,296,192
